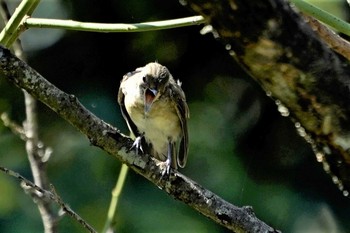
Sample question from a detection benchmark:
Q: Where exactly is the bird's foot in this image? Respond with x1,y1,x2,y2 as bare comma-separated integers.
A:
156,158,172,176
129,136,144,155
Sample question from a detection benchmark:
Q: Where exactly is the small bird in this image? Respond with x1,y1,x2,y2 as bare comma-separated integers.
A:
118,62,189,175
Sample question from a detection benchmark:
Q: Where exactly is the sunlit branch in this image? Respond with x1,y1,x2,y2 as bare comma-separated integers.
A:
0,0,40,47
102,164,129,233
290,0,350,36
24,15,205,32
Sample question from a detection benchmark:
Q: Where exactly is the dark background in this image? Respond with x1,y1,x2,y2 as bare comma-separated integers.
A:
0,0,349,232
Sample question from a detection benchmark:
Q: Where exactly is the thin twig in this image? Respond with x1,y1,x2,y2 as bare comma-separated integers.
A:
0,165,98,233
102,164,129,233
0,112,26,139
1,111,53,161
302,14,350,61
23,90,58,233
23,16,205,33
0,1,57,232
290,0,350,36
0,0,40,47
0,165,54,198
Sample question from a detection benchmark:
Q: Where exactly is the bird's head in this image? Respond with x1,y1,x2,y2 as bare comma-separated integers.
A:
139,62,170,113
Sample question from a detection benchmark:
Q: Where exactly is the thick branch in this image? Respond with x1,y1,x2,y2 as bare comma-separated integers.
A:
185,0,350,195
0,46,279,232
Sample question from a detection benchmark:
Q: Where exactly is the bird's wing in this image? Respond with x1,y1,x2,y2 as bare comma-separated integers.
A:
118,71,142,138
171,82,190,168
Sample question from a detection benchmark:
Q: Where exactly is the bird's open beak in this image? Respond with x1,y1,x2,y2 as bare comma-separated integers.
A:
144,88,158,113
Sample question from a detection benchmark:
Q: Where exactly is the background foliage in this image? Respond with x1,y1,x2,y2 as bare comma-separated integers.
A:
0,0,349,232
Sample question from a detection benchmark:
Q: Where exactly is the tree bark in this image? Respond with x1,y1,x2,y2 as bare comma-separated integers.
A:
185,0,350,195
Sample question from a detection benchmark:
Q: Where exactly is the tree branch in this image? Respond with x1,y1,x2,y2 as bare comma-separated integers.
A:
0,46,279,232
185,0,350,195
0,0,40,47
302,14,350,61
23,90,58,233
0,1,58,231
290,0,350,36
23,16,205,32
0,165,97,233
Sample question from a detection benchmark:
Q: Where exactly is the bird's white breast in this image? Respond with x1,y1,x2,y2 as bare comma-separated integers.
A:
124,92,181,159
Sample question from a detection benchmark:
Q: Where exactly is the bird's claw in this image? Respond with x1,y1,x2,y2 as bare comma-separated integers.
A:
157,158,171,176
129,136,144,155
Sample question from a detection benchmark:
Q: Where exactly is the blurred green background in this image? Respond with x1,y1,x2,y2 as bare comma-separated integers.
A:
0,0,350,232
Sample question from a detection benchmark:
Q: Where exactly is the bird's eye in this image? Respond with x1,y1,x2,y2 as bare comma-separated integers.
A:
159,69,168,81
142,76,147,83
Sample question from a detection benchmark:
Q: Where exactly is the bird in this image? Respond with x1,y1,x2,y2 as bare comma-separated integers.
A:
118,62,189,175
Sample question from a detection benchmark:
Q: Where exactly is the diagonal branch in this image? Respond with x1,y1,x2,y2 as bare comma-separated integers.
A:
0,46,279,232
0,165,97,233
0,0,40,47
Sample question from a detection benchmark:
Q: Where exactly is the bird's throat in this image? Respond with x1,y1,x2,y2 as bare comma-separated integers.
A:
144,89,156,113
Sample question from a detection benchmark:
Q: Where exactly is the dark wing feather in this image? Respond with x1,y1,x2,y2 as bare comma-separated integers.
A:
117,72,141,138
171,81,190,168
